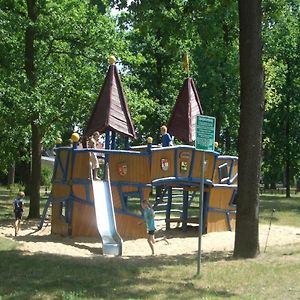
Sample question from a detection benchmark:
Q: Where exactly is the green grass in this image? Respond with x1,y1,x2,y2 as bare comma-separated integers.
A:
0,240,299,299
0,186,300,299
259,194,300,227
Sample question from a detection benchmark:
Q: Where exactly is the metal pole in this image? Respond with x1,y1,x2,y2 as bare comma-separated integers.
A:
197,151,205,275
264,208,276,253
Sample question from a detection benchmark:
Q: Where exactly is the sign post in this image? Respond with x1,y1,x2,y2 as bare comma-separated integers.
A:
195,115,216,275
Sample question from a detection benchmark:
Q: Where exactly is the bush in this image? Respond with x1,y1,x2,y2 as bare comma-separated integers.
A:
41,166,53,187
8,183,25,195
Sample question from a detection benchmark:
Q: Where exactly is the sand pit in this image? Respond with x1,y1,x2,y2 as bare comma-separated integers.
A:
0,220,299,258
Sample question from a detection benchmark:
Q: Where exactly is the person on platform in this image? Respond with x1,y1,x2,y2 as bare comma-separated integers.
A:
88,131,101,180
160,125,172,147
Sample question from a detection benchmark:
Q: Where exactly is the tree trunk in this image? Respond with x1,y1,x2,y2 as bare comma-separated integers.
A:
155,28,163,104
7,162,15,186
25,0,41,218
285,63,291,198
234,0,264,258
296,179,300,194
28,119,41,218
17,157,31,196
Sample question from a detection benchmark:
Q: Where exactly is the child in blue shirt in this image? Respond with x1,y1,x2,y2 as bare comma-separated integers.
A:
160,125,172,147
141,200,156,255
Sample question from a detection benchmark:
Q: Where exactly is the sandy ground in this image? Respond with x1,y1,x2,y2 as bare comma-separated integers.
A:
0,220,299,258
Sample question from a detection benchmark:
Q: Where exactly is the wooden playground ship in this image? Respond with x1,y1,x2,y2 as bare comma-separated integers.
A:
40,56,238,256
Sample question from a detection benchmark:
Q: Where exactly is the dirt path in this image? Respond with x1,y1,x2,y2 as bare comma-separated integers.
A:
0,220,299,257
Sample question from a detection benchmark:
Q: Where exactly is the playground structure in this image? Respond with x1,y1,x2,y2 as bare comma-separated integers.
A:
40,55,239,256
44,142,238,246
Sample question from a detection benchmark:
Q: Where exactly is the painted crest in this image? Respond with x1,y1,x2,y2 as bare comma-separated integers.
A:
161,158,169,171
180,161,188,172
118,163,127,176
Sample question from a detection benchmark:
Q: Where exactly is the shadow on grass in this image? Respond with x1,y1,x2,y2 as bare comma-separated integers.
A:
260,195,300,213
0,247,237,300
259,195,300,224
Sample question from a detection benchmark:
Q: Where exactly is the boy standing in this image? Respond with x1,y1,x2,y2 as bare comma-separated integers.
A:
13,191,25,236
160,125,172,147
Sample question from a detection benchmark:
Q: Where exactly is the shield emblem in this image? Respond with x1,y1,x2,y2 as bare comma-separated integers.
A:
180,161,188,172
118,163,127,176
161,158,169,171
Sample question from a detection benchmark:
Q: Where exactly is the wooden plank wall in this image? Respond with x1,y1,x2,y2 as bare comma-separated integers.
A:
51,183,69,236
191,151,216,181
108,153,151,184
51,149,72,236
150,149,176,180
71,182,98,237
230,160,238,184
72,152,91,180
53,149,72,182
115,213,147,240
212,156,239,184
176,148,193,178
207,186,236,232
72,201,99,237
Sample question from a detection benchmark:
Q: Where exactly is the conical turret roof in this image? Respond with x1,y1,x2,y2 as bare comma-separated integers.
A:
84,64,136,139
168,77,204,143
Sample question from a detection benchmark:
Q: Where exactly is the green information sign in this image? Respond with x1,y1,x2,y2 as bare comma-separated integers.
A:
195,115,216,151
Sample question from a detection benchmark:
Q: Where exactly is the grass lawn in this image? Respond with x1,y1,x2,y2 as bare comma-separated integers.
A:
0,186,299,299
259,194,300,227
0,239,299,299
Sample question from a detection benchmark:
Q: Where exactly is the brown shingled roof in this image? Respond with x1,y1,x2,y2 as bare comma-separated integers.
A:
168,77,204,143
84,64,136,139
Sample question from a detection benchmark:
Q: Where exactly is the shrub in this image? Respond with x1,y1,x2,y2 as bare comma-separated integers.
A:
41,166,53,187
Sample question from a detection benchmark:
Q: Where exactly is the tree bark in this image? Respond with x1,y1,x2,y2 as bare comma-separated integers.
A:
234,0,264,258
7,162,15,186
25,0,41,218
28,118,41,218
285,62,291,198
296,179,300,194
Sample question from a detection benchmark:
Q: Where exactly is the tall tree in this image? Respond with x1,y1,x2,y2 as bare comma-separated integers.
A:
115,0,199,142
234,0,264,258
25,0,40,218
0,0,121,216
113,0,241,151
262,0,300,197
191,0,240,154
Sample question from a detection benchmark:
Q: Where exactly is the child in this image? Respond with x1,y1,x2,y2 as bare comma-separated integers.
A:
88,131,100,180
94,131,104,149
13,191,25,236
160,125,172,147
141,200,156,255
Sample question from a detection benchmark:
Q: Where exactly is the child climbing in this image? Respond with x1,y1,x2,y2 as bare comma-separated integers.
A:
13,191,25,236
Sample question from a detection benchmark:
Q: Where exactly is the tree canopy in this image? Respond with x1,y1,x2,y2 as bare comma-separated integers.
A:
0,0,299,216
